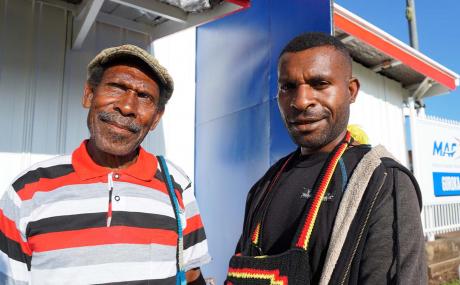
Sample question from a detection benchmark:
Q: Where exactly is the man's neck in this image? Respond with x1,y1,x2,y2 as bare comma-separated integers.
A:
300,130,348,156
86,140,139,170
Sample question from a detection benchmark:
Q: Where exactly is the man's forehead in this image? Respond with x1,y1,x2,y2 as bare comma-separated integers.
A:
278,46,351,76
279,46,344,64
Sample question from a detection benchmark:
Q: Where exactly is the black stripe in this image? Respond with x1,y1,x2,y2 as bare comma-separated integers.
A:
27,212,177,237
184,227,206,250
0,232,31,269
12,164,74,192
154,170,184,193
111,211,177,231
96,275,176,285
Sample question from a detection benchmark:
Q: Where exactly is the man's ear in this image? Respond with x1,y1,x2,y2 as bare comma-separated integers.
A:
149,108,165,131
82,83,94,108
348,77,360,104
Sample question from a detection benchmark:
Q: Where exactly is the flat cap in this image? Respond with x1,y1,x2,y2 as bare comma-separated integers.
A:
87,44,174,100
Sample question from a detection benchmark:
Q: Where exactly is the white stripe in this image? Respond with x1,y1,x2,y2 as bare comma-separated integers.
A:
183,239,209,269
164,159,191,189
182,187,196,206
0,250,30,282
31,260,176,284
112,196,175,218
21,197,107,228
4,186,22,208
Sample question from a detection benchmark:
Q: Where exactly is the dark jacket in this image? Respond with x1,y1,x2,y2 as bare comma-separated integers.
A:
238,145,427,285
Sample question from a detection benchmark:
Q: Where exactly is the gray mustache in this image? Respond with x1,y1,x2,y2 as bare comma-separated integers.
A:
98,112,141,133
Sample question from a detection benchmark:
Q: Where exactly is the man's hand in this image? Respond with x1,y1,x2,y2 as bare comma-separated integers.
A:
186,268,206,285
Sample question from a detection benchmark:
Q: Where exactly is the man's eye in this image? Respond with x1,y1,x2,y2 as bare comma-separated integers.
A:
311,80,330,89
107,83,125,91
137,93,155,104
279,83,296,92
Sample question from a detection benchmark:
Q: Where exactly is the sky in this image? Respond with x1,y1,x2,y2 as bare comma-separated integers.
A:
335,0,460,121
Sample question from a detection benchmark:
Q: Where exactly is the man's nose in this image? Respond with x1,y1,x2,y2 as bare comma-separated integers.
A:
290,84,316,111
114,90,138,117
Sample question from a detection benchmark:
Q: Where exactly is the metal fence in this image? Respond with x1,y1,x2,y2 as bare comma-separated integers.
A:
422,202,460,241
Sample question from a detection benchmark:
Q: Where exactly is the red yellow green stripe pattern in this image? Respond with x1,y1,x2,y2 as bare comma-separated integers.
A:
227,268,288,285
295,131,351,250
251,223,261,245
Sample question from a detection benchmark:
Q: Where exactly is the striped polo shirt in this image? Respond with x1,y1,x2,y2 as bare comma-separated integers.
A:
0,141,210,284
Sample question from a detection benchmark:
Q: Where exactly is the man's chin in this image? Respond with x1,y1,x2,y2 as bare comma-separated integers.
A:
93,137,140,157
291,133,328,150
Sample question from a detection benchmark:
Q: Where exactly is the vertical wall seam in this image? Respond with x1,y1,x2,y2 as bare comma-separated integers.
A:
29,1,42,156
23,0,38,161
267,0,273,166
0,0,6,88
57,10,71,154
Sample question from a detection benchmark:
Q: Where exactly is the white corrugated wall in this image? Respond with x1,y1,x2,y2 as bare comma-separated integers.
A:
0,0,196,192
349,61,409,166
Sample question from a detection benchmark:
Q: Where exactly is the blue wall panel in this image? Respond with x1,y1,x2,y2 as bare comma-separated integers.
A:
196,0,331,282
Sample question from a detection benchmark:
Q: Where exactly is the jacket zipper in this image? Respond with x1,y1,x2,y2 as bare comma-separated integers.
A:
340,172,388,285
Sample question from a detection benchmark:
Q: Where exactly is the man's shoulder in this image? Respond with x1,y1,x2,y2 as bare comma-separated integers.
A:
160,157,192,191
11,155,72,184
357,146,422,210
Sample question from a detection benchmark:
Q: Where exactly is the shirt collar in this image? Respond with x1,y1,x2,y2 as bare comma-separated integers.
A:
72,140,158,181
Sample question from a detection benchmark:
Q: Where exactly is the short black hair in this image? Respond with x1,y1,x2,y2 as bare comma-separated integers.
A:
280,32,351,64
87,55,169,111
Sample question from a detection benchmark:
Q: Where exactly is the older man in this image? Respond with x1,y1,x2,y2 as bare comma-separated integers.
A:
0,45,209,284
226,33,426,284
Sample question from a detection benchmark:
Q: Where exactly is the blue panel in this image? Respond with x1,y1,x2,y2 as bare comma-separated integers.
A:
196,0,331,282
195,103,270,280
433,172,460,196
195,0,270,125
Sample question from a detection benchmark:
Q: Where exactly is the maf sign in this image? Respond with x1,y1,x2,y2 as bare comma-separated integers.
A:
433,139,459,158
411,116,460,204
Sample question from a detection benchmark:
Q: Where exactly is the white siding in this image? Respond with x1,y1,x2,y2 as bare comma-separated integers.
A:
349,61,409,166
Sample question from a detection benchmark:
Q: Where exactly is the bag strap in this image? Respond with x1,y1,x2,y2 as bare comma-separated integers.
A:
157,156,186,285
293,131,352,250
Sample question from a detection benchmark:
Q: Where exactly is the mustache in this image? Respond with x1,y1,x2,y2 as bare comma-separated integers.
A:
289,109,330,123
98,112,141,133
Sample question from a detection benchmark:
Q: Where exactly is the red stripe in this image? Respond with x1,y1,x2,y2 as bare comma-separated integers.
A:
17,172,84,201
17,172,170,201
0,210,32,255
183,215,204,235
334,13,457,90
28,226,177,252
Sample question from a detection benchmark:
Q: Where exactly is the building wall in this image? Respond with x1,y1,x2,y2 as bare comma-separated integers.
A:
0,0,196,192
195,0,332,281
349,61,410,166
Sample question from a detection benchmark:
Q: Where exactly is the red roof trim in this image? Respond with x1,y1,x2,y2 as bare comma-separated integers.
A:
224,0,250,8
334,11,457,90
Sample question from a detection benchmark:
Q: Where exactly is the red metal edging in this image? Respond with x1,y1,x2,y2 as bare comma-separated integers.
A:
334,11,457,90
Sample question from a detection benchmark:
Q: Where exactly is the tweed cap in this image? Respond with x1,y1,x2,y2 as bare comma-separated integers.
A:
87,44,174,100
